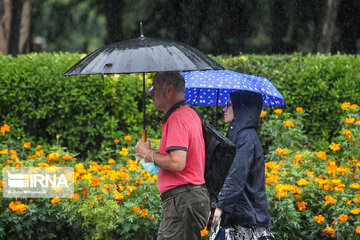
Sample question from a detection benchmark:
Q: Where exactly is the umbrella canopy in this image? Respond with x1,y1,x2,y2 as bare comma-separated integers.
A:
63,24,224,141
182,70,286,107
63,37,224,76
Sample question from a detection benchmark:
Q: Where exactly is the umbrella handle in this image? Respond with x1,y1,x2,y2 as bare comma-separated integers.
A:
141,129,147,142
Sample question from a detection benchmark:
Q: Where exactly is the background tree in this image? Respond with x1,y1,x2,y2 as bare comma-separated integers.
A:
0,0,31,56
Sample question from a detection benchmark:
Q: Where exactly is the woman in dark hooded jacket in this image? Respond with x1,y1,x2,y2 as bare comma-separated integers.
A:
210,90,274,240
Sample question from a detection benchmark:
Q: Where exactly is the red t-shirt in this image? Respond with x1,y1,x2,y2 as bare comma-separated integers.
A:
157,102,205,193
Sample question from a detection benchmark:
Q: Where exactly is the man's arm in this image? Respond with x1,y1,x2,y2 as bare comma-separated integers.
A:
135,140,187,172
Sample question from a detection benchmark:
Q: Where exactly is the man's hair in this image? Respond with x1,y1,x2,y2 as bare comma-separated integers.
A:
156,71,185,94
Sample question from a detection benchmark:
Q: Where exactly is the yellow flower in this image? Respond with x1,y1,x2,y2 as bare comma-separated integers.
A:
119,148,129,156
356,120,360,125
342,129,352,140
62,154,72,161
9,201,27,212
0,124,10,135
124,135,132,141
201,226,209,237
350,183,360,189
296,107,303,112
296,201,308,211
356,226,360,234
294,154,302,162
108,159,116,164
139,208,149,218
0,149,9,154
283,120,295,128
275,147,287,156
324,195,337,206
38,162,49,167
260,110,267,118
345,118,355,124
350,208,360,215
22,141,31,150
47,153,59,162
274,109,283,114
51,196,60,204
339,214,348,222
323,227,335,235
316,151,327,160
350,104,358,109
329,143,340,151
314,214,325,223
341,102,351,110
297,179,308,186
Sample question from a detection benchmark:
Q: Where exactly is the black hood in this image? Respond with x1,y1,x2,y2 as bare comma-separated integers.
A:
228,90,263,131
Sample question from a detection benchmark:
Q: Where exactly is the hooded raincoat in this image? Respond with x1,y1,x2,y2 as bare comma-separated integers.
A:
217,90,271,228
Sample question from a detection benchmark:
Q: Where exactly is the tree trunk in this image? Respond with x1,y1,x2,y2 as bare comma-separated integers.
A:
101,0,124,44
18,0,31,53
316,0,340,53
0,0,11,55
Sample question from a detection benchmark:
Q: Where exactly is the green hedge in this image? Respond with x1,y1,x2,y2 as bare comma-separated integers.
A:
1,52,359,157
213,53,360,143
0,52,162,159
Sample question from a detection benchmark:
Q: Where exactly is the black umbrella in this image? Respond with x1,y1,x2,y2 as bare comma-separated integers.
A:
63,23,224,141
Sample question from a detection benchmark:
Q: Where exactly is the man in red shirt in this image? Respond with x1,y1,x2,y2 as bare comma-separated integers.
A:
135,71,210,240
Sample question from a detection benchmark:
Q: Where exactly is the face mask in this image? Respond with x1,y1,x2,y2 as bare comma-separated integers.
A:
141,159,160,175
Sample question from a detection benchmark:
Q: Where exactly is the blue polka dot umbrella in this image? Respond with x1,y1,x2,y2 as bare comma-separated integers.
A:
181,70,286,107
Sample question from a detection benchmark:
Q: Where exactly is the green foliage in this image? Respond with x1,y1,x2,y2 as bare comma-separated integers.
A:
214,53,360,143
0,53,162,159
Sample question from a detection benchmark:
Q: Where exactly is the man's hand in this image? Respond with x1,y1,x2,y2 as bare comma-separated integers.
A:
212,207,223,227
135,140,151,161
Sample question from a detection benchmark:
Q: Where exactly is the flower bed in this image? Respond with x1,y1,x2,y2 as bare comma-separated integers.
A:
0,102,359,239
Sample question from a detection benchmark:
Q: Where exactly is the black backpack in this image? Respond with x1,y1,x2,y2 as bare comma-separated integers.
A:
202,122,236,201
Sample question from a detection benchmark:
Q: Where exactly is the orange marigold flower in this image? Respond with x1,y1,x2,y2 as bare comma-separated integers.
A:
22,141,31,150
350,104,358,109
260,110,267,118
296,201,308,211
350,183,360,189
329,143,340,152
345,118,355,124
275,147,287,156
324,195,337,206
283,120,295,128
62,154,72,161
342,129,352,140
341,102,351,110
356,226,360,234
119,148,129,156
201,226,209,237
114,139,120,143
139,208,149,218
0,149,9,154
51,196,60,204
350,208,360,215
296,107,303,112
356,120,360,125
131,207,140,215
316,151,327,160
294,154,302,162
332,220,337,225
9,201,27,212
37,145,42,149
124,135,132,141
323,227,335,235
339,214,348,222
274,109,283,114
297,179,308,186
150,216,156,221
108,158,115,164
0,124,10,135
47,153,58,162
314,214,325,223
82,187,88,195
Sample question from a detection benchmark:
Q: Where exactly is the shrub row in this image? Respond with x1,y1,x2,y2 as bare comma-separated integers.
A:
1,52,359,156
